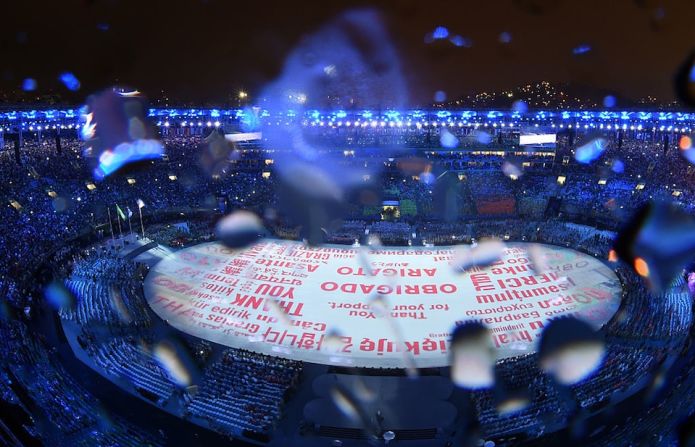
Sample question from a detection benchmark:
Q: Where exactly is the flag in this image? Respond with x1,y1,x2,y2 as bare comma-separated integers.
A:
115,204,126,220
137,199,145,209
126,207,133,218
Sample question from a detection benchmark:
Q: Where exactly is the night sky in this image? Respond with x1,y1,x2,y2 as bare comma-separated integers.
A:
2,0,694,105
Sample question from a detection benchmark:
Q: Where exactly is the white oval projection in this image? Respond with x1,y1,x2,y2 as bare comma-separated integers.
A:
144,240,622,368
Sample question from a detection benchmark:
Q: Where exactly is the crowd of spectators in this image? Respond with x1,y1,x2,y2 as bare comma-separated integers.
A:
1,126,694,445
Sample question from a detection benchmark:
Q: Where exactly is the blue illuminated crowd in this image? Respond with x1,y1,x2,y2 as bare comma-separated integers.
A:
1,117,695,446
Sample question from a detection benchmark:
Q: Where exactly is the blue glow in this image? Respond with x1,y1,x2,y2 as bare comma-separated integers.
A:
22,78,37,91
432,26,449,40
572,45,592,55
239,108,260,132
440,129,458,148
575,137,609,164
58,72,80,91
436,110,452,118
511,100,528,113
449,35,472,48
499,32,512,44
603,95,616,108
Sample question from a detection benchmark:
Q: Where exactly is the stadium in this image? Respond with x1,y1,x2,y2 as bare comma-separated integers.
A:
3,1,695,446
1,104,695,447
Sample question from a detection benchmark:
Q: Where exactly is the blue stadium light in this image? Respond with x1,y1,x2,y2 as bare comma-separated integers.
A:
384,110,400,120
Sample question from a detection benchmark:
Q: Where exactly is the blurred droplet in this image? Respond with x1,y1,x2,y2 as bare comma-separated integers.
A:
44,281,75,311
81,88,164,180
215,210,266,248
498,32,512,44
440,128,458,148
611,159,625,173
22,78,37,91
282,162,344,202
322,329,346,353
419,171,436,185
538,317,605,385
59,72,81,91
575,137,608,164
453,239,506,272
397,157,430,176
501,161,522,179
330,385,361,421
432,26,450,40
434,90,447,102
471,130,493,145
200,129,235,177
449,35,472,48
51,196,68,212
511,100,527,113
450,322,495,389
265,298,293,326
495,389,531,416
572,44,592,55
527,243,550,274
679,135,695,165
613,201,695,292
674,50,695,107
369,294,389,318
108,285,133,324
153,339,196,387
603,95,617,107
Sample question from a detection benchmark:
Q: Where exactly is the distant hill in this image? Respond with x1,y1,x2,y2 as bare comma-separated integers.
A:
437,80,680,110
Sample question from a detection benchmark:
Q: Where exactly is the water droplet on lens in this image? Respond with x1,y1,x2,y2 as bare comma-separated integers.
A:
538,317,605,385
450,322,495,389
215,210,266,248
